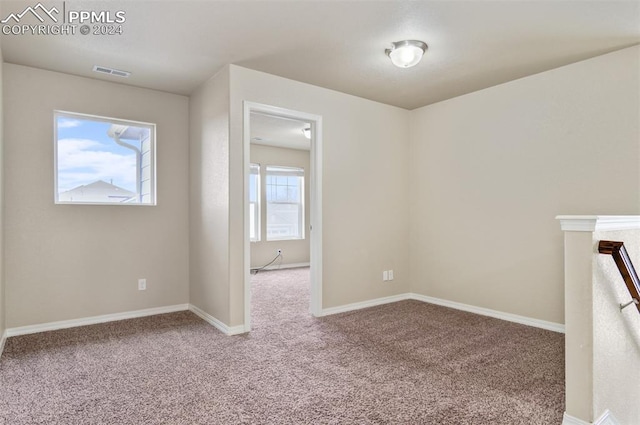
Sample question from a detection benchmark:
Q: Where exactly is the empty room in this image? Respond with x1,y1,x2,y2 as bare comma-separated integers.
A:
0,1,639,424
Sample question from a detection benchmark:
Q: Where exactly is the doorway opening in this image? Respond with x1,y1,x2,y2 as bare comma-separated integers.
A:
243,102,323,332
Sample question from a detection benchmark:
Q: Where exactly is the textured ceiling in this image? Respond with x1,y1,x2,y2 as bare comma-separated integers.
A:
1,0,638,110
250,113,311,151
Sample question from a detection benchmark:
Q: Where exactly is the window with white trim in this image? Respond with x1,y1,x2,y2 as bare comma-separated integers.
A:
54,111,156,205
266,166,304,241
249,163,261,242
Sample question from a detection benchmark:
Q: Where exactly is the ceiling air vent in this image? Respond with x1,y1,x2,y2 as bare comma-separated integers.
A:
93,65,131,78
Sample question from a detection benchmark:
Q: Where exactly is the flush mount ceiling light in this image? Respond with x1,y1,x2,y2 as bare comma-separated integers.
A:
385,40,428,68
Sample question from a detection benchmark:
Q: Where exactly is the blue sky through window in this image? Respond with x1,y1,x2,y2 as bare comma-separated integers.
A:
56,115,138,193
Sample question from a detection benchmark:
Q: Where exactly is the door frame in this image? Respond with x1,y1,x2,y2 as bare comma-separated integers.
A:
243,101,323,331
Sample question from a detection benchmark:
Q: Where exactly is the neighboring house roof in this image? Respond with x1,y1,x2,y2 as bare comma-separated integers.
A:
108,124,150,141
58,180,136,203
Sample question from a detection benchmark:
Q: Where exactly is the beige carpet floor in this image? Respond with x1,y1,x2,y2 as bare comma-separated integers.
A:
0,267,564,424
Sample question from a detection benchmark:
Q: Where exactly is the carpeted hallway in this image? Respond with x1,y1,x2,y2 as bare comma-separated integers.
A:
0,267,565,424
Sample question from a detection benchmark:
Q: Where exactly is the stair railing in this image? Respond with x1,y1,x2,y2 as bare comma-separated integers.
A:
598,240,640,313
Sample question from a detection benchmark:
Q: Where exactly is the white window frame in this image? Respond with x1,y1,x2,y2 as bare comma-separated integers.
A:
249,163,261,242
266,165,305,241
54,110,156,206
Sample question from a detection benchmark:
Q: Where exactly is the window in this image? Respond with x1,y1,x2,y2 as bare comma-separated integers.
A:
249,163,261,242
266,166,304,241
54,111,156,205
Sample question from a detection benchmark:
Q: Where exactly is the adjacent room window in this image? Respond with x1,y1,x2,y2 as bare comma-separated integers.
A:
266,166,304,241
249,163,261,242
54,111,156,205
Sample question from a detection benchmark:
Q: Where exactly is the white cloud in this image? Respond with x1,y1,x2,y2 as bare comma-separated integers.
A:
57,118,83,129
57,138,136,192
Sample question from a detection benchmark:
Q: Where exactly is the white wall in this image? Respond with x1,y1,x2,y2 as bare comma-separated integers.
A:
250,144,310,268
409,46,640,324
3,44,636,336
4,65,190,328
229,65,411,326
189,67,232,324
0,48,4,340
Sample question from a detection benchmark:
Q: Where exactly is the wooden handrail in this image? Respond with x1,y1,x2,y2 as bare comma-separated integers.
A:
598,240,640,313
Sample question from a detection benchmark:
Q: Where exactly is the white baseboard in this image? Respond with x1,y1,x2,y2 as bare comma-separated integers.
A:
563,413,591,425
3,303,247,341
321,293,411,316
253,262,310,271
0,291,564,344
5,304,190,337
188,304,246,336
594,410,619,425
409,293,565,333
561,410,619,425
0,330,7,358
320,292,564,333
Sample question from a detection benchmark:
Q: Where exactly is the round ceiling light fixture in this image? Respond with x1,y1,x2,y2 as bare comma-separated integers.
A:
385,40,428,68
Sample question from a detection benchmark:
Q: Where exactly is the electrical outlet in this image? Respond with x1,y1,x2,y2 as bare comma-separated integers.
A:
383,271,389,281
388,270,394,280
138,278,146,291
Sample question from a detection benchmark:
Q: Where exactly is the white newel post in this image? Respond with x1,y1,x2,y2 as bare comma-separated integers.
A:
557,216,640,425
